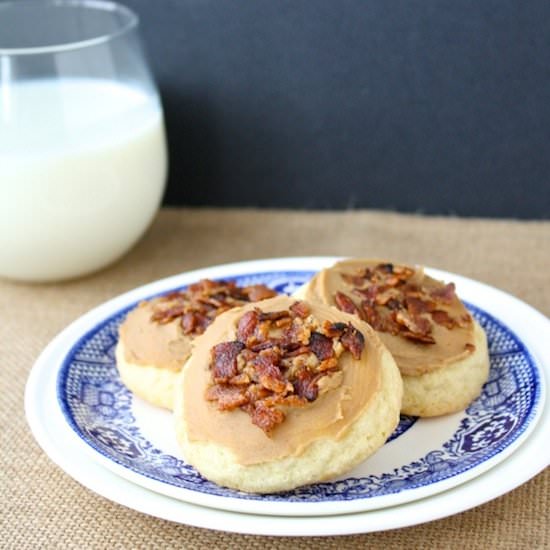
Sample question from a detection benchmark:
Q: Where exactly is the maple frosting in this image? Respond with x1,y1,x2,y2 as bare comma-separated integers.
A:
300,259,476,377
179,295,386,465
119,299,193,372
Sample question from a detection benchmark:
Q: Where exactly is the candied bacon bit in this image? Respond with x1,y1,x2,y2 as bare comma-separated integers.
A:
378,263,394,273
352,285,378,303
274,317,293,328
406,296,436,315
397,310,432,336
211,341,245,383
205,384,248,410
309,331,334,360
293,369,320,401
430,282,456,303
237,310,259,343
193,313,211,335
253,351,287,393
181,312,196,334
323,321,347,338
361,301,385,330
335,291,361,316
258,310,290,322
290,301,310,318
151,304,187,324
374,288,400,306
249,401,285,434
283,345,311,357
431,309,456,329
249,340,277,352
229,373,251,385
244,285,277,302
340,324,365,360
245,383,271,404
386,298,401,310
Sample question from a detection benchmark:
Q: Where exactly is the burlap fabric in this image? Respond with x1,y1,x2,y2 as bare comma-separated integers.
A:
2,208,548,549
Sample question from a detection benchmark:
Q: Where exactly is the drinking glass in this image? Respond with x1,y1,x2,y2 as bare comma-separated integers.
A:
0,0,167,281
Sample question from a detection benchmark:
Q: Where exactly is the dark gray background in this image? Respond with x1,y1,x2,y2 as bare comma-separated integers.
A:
125,0,549,218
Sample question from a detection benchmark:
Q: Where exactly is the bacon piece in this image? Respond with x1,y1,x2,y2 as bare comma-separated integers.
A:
244,285,277,302
377,263,394,274
386,298,401,310
258,310,290,322
211,341,245,383
430,282,456,304
431,309,456,329
340,324,365,360
293,369,320,401
181,312,196,334
309,331,334,360
322,321,347,338
151,304,187,324
205,384,248,410
375,288,401,306
406,296,436,315
335,291,361,317
249,340,278,352
290,301,310,318
249,402,285,434
283,345,311,357
253,351,287,393
237,310,259,343
352,285,378,304
192,313,211,335
360,301,385,331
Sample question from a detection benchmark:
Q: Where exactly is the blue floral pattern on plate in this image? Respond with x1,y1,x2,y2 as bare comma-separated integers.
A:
57,271,541,503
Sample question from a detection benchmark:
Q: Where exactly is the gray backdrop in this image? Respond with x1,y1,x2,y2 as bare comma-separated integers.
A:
124,0,550,219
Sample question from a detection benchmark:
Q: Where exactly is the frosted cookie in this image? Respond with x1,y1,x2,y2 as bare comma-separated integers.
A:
116,279,277,409
174,295,402,493
295,259,489,417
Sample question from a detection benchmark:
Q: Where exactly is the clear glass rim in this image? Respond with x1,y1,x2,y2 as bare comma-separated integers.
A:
0,0,139,56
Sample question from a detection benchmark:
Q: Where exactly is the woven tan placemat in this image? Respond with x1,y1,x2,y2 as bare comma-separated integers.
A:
1,208,549,549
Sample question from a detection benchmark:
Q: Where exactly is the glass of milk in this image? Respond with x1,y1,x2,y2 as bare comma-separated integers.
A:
0,0,167,282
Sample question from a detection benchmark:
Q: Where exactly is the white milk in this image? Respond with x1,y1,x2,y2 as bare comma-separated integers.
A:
0,79,167,281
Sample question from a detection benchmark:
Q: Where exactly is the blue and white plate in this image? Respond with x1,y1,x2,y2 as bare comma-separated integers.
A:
36,258,547,516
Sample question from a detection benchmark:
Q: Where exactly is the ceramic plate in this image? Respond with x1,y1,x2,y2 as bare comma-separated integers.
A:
24,353,550,535
30,258,547,518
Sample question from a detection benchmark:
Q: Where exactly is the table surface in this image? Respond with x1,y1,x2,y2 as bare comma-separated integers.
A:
2,208,549,549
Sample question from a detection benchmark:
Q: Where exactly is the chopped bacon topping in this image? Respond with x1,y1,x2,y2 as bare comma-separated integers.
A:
335,291,362,317
211,341,245,382
309,332,334,360
340,324,365,360
335,263,470,345
149,279,277,336
205,301,366,435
